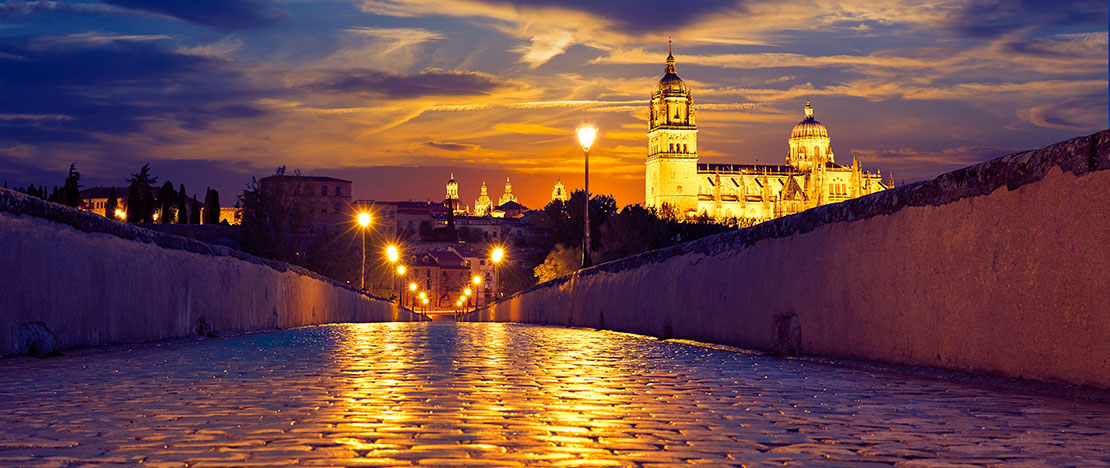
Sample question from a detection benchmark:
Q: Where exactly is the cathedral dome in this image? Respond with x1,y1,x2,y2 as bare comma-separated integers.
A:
655,47,687,95
790,100,827,139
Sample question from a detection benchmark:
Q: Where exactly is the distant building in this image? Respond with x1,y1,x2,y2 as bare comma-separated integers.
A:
443,174,468,215
497,177,518,206
645,47,889,223
407,248,473,309
551,179,569,203
473,181,493,216
258,175,352,234
78,186,129,219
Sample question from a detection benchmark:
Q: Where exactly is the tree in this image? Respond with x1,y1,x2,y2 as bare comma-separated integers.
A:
189,195,201,224
104,187,119,219
126,164,157,223
534,243,580,283
62,163,81,207
157,181,176,224
599,204,670,263
203,188,220,224
176,184,188,224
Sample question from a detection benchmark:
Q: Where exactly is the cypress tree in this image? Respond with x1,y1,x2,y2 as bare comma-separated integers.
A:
105,187,119,219
189,195,201,224
126,164,157,223
176,184,188,224
62,163,81,207
203,188,220,224
157,181,175,223
126,184,141,223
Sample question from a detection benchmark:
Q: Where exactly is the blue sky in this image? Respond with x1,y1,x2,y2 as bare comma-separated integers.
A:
1,0,1106,207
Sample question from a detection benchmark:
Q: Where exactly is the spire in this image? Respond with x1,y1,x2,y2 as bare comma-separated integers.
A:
803,99,813,119
665,39,676,74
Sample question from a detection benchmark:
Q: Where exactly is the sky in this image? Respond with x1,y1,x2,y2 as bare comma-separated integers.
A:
0,0,1106,209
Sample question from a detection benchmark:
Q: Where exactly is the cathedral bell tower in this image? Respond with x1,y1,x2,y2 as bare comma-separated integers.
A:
645,42,699,216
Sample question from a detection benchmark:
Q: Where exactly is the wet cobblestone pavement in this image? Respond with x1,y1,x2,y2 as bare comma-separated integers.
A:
1,322,1109,467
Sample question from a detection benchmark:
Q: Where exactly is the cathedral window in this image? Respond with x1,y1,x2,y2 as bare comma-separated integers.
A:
683,144,688,153
670,143,675,152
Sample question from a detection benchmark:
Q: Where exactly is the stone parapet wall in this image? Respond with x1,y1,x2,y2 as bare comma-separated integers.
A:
464,130,1110,388
0,190,424,356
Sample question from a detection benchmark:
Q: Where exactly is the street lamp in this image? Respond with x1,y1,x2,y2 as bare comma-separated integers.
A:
396,265,406,306
471,275,483,308
464,287,472,312
385,244,400,301
356,212,372,290
491,247,504,302
576,122,597,268
408,282,417,308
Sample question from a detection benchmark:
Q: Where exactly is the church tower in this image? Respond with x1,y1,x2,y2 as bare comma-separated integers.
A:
498,177,517,206
446,173,459,200
645,42,698,216
551,178,569,203
474,181,492,216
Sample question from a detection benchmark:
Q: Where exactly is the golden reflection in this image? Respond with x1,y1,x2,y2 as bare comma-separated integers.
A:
326,323,638,462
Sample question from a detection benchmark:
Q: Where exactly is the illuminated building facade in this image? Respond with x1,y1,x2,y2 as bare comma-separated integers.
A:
645,49,889,223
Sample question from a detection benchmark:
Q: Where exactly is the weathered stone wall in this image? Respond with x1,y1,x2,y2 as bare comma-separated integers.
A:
464,130,1110,388
0,191,424,356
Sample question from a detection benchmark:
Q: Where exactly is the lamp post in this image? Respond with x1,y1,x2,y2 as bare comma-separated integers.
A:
464,287,472,313
491,247,504,302
396,264,406,305
472,275,482,308
356,212,372,290
385,244,399,300
576,122,597,268
408,282,417,309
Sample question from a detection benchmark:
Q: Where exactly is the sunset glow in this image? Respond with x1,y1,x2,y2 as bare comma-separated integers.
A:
0,1,1105,208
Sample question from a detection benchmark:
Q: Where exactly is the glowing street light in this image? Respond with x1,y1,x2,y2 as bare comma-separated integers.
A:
490,246,505,303
355,211,372,291
472,275,482,285
385,244,401,301
576,121,597,269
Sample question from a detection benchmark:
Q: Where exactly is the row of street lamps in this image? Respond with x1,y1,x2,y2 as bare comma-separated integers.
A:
350,121,596,309
355,210,507,311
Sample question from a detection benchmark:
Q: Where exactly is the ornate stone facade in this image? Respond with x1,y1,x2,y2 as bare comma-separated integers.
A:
645,50,889,224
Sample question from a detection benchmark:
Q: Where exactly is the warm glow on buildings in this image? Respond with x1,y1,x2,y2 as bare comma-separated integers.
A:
645,49,889,224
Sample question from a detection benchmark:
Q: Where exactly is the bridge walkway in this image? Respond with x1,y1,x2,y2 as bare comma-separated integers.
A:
1,322,1108,466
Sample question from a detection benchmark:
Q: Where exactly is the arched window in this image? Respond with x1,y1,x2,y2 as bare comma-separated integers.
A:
683,144,688,153
670,143,675,152
814,146,821,159
800,147,807,158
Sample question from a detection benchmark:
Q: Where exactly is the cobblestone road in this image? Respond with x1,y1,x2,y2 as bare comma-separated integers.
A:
1,322,1109,467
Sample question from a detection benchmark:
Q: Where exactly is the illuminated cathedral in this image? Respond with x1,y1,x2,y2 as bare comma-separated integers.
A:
645,46,890,223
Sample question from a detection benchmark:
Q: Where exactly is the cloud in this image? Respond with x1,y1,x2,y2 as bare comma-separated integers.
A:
0,37,265,144
425,140,479,151
850,145,1018,182
1023,96,1107,130
100,0,288,30
493,123,565,135
305,69,509,98
0,1,136,18
29,32,171,50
